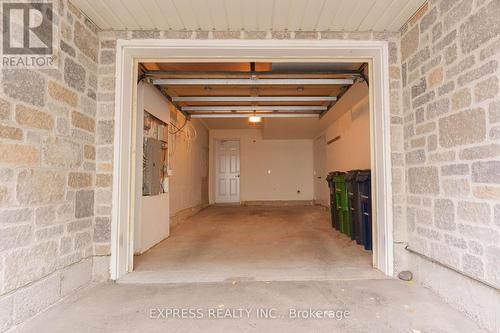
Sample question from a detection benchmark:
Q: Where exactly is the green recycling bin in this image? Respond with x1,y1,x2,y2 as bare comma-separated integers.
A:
333,173,351,237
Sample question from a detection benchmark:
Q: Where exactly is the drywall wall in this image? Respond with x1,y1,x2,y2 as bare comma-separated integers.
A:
209,129,314,203
313,82,370,206
168,111,209,218
134,82,170,254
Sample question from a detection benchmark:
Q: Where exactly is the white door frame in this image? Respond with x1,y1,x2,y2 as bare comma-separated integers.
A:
215,139,241,203
111,39,394,280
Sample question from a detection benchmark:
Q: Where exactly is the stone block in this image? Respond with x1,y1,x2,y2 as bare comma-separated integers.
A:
445,55,475,79
417,227,441,240
4,241,58,292
458,201,491,224
434,199,455,230
472,161,500,184
444,234,467,249
490,126,500,140
458,224,499,243
473,186,500,201
74,231,91,250
442,178,470,197
444,0,472,31
468,240,483,255
13,273,61,323
84,145,96,160
426,98,450,119
439,108,486,147
462,254,484,279
60,40,76,57
100,50,115,65
444,44,457,65
35,225,64,241
459,144,500,160
408,167,439,194
432,30,457,54
61,258,92,296
0,208,32,225
96,174,112,187
413,91,435,108
420,7,437,32
64,58,86,93
438,81,455,96
74,21,98,62
485,247,500,285
71,111,95,132
0,295,13,332
0,143,39,167
490,100,500,123
474,76,499,103
415,208,432,225
451,88,471,111
60,236,73,255
75,190,94,218
0,124,23,141
15,105,54,130
42,137,82,168
427,67,443,88
17,169,65,205
2,69,46,107
94,217,111,242
48,81,78,107
97,120,114,144
409,47,431,72
67,218,92,232
441,164,469,176
457,60,498,87
405,150,426,165
0,98,11,120
0,225,32,252
401,26,419,60
411,78,426,98
35,206,56,227
92,256,110,282
459,0,500,53
430,243,459,267
68,172,92,188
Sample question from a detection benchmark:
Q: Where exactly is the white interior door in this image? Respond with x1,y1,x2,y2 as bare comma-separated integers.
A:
216,140,240,203
313,135,328,206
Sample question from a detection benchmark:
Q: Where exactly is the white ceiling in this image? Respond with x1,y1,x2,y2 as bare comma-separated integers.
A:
72,0,426,32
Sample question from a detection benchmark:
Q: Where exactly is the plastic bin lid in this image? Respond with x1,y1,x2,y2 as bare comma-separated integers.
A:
356,170,371,182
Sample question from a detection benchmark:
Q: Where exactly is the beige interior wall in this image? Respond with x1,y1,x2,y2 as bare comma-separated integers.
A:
168,111,209,217
134,82,170,254
209,129,314,203
314,82,371,206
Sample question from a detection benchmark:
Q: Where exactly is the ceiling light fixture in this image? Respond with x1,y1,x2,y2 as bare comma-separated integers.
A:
248,115,262,123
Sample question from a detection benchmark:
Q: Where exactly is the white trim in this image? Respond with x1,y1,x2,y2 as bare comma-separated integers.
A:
152,78,354,85
190,113,320,118
111,39,394,280
172,96,338,102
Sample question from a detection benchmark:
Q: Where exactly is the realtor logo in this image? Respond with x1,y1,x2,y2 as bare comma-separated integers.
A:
1,1,56,68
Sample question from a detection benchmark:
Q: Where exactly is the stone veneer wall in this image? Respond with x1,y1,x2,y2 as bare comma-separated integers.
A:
401,0,500,331
0,1,101,331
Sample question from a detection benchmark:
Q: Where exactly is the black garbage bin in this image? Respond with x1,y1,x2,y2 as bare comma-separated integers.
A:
326,172,338,229
346,170,361,243
356,170,372,251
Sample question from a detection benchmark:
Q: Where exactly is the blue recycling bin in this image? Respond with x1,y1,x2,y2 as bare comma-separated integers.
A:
356,170,372,251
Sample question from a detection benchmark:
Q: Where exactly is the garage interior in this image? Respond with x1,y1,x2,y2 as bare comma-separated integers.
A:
128,61,377,283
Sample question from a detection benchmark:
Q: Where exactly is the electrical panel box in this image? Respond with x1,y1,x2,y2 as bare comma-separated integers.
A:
143,137,162,196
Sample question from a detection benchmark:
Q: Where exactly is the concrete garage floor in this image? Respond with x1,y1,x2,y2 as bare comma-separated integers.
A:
124,205,384,284
15,206,486,332
16,279,486,332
